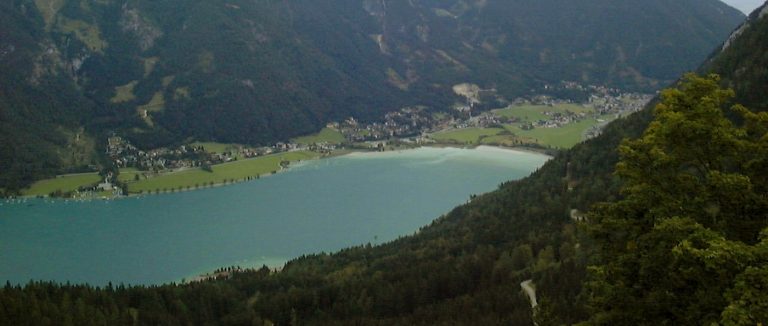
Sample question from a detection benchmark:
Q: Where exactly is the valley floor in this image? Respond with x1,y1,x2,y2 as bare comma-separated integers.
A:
19,99,641,199
19,143,548,200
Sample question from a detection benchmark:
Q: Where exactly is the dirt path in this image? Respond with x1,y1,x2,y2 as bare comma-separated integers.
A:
521,279,538,308
521,279,538,325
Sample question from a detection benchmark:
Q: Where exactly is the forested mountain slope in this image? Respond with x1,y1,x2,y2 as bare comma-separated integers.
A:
705,3,768,110
0,0,743,191
0,1,99,190
577,7,768,323
1,2,765,325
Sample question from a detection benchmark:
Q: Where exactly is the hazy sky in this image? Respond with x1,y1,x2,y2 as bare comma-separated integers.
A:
722,0,764,14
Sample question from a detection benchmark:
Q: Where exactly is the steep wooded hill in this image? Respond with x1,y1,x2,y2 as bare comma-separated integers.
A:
705,3,768,110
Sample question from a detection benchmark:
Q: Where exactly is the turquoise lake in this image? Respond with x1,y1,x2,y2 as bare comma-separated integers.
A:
0,146,549,285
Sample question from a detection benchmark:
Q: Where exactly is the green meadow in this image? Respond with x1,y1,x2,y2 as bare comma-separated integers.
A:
493,104,592,123
124,151,319,194
431,104,611,149
504,118,602,148
58,18,107,52
22,173,102,196
430,128,504,144
22,151,321,196
111,81,138,103
138,92,165,113
292,127,345,145
117,168,142,183
189,142,242,154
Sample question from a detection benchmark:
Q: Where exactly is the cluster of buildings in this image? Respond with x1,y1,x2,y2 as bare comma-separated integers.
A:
589,92,654,116
470,112,513,128
105,135,333,176
105,84,653,176
536,110,589,129
517,84,652,128
106,137,211,171
336,107,439,142
106,137,285,172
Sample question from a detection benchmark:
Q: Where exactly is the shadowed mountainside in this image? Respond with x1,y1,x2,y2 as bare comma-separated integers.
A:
0,0,744,191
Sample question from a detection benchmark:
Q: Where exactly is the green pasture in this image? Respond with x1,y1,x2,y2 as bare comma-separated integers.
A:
479,134,521,147
111,81,138,103
22,173,102,196
430,128,504,144
189,142,242,154
58,18,107,52
292,128,345,145
493,104,592,123
138,92,165,112
143,57,159,77
504,118,601,148
34,0,65,27
125,151,319,193
117,168,143,183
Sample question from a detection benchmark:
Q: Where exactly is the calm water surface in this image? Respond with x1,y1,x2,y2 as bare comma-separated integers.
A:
0,146,548,285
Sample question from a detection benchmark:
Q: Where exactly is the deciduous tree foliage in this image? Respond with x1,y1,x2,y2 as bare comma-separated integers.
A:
585,74,768,325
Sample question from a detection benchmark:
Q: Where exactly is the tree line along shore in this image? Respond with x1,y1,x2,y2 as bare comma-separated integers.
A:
15,99,642,199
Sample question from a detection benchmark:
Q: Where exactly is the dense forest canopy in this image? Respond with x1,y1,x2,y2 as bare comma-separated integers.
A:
585,74,768,325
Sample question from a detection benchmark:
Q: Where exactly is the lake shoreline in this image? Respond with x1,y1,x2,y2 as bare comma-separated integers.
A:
15,144,552,201
126,144,552,199
2,146,550,285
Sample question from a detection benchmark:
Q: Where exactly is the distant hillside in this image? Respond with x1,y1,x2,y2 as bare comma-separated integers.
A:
0,0,743,191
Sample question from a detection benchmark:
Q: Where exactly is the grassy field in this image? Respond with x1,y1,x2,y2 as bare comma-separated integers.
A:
111,81,138,103
138,92,165,112
162,76,175,87
143,57,159,77
117,168,143,183
430,104,610,148
34,0,65,28
504,118,601,148
136,91,166,126
174,87,190,100
125,151,319,194
483,103,609,148
58,18,107,52
479,134,523,147
493,104,592,123
292,127,346,145
22,173,102,196
189,142,242,154
430,128,504,144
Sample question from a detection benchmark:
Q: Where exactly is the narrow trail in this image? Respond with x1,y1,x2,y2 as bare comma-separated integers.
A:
520,279,538,308
521,279,538,325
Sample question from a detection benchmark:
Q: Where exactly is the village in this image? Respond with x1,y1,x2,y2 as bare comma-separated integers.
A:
105,106,443,176
22,83,652,199
105,86,652,180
